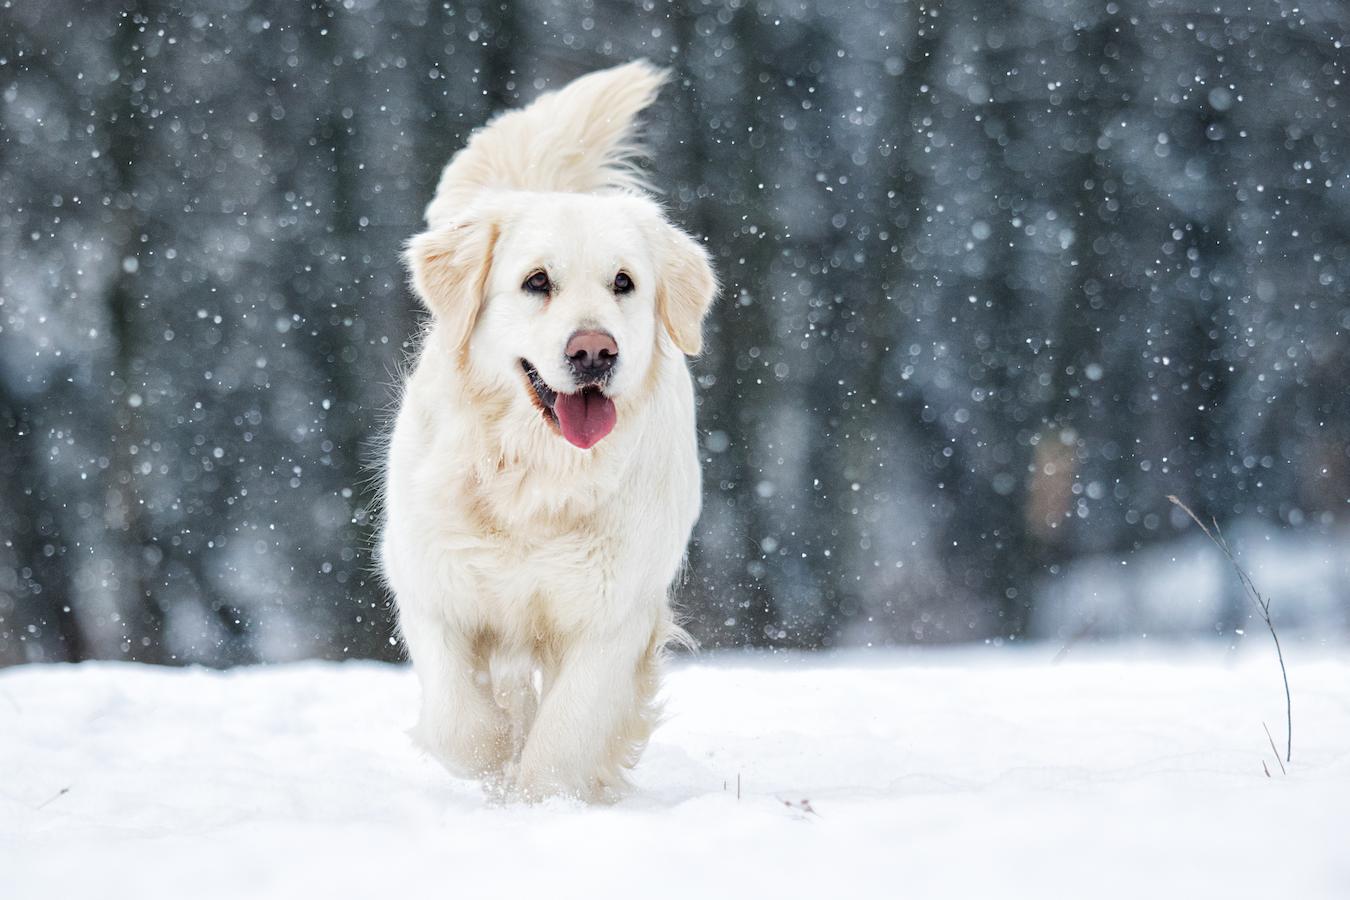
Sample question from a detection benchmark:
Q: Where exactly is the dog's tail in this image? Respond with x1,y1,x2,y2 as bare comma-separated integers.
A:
425,60,668,226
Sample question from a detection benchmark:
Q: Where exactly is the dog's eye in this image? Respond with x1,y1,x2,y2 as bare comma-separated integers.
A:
523,270,551,294
613,271,634,294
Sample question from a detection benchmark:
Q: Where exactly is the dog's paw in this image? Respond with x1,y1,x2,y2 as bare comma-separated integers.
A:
479,763,517,805
411,716,511,781
509,763,625,805
508,762,574,804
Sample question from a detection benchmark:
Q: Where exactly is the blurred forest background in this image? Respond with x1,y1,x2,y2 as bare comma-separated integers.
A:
1,0,1347,667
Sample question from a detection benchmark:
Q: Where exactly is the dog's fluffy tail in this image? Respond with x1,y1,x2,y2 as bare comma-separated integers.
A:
425,60,668,226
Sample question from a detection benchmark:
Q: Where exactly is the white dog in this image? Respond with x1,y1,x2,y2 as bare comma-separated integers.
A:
379,61,716,802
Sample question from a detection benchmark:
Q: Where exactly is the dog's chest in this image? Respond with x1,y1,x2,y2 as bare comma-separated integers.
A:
448,475,627,629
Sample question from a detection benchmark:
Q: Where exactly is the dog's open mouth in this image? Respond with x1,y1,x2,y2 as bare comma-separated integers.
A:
521,360,617,450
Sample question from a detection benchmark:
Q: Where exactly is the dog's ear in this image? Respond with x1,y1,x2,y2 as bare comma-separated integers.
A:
405,217,499,353
655,223,717,356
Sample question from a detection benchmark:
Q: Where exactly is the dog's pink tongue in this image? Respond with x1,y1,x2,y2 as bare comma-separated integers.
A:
554,390,616,449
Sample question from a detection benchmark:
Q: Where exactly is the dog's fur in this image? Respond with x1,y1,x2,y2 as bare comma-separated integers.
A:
379,62,716,802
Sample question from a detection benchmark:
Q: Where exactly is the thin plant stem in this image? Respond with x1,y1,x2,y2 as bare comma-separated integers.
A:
1168,495,1292,763
1262,722,1286,776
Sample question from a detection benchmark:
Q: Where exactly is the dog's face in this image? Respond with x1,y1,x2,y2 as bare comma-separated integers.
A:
408,191,715,450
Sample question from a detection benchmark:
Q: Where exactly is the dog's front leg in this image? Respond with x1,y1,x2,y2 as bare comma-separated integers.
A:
513,615,662,802
401,611,511,779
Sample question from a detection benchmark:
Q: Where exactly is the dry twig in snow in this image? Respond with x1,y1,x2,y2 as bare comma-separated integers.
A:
1167,495,1293,763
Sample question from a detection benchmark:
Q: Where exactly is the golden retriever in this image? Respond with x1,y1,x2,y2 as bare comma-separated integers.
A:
379,61,716,802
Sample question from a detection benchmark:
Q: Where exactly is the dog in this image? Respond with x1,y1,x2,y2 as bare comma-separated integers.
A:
379,61,717,802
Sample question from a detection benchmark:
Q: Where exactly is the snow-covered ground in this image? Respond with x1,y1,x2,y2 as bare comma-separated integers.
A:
3,648,1347,899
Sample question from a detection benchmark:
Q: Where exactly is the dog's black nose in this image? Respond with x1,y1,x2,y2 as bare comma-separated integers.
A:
565,330,618,381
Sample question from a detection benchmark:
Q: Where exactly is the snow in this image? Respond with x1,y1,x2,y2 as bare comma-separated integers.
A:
3,648,1348,898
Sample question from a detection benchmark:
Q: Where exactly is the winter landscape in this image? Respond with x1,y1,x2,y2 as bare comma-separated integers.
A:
2,0,1347,896
5,648,1348,898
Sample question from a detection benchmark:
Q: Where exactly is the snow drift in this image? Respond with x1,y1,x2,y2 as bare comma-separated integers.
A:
2,649,1347,899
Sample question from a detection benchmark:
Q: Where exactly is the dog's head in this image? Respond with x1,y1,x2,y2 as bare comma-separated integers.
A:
406,191,715,450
